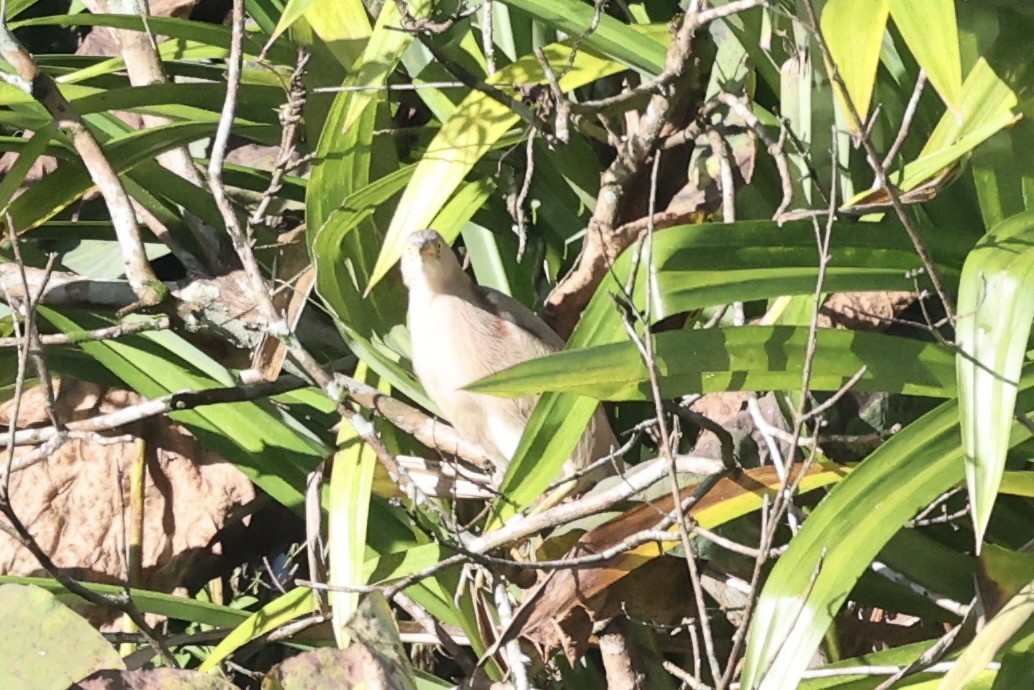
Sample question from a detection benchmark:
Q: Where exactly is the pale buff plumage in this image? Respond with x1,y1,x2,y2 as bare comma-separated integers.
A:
401,229,616,484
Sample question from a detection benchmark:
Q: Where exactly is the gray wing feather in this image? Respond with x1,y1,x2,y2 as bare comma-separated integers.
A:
475,286,566,351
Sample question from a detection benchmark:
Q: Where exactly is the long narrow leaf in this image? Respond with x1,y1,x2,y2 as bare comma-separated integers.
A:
468,326,956,401
820,0,889,131
369,39,635,289
956,210,1034,547
889,0,963,112
198,586,316,672
497,0,667,74
42,310,326,511
491,218,970,519
740,380,1034,689
328,419,378,647
0,575,249,628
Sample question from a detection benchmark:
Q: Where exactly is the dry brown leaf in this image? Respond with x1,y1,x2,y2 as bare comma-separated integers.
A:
819,291,917,330
0,380,255,623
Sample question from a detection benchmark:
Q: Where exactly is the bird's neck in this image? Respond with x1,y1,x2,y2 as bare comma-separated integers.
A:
423,272,476,300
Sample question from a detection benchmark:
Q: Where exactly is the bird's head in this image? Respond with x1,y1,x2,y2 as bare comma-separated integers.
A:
401,229,466,293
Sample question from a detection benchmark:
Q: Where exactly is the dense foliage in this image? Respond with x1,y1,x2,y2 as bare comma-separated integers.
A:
2,1,1034,689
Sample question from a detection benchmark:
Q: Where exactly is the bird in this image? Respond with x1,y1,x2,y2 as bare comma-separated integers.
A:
400,229,616,487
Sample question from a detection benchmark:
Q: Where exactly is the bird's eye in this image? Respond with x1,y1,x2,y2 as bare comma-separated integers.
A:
435,241,442,250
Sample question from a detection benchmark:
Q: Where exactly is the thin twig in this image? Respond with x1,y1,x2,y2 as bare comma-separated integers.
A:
207,0,284,332
0,316,170,348
631,150,722,682
881,70,927,174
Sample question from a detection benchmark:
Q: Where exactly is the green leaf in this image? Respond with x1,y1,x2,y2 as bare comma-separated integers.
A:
820,0,889,130
889,0,963,112
369,39,634,289
490,217,970,520
305,3,416,348
492,393,599,521
13,13,297,64
270,0,321,44
0,576,250,628
0,123,56,214
956,210,1034,547
334,0,429,137
468,326,956,401
739,380,1034,689
69,81,282,124
297,0,372,68
584,219,969,334
496,0,667,74
328,420,379,647
41,310,327,512
921,57,1018,158
245,0,286,36
939,578,1034,689
199,586,316,672
10,121,271,232
3,0,45,20
0,584,124,690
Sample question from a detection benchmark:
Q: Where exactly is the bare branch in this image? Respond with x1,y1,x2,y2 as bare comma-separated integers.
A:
207,0,283,332
544,1,768,337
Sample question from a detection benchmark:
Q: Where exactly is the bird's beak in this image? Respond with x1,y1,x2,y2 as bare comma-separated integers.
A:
417,241,440,260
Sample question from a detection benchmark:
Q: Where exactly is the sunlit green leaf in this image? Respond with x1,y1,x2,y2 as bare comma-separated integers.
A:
820,0,889,130
199,587,316,672
497,0,667,74
956,210,1034,547
0,576,250,628
469,326,956,400
740,379,1034,689
328,418,378,647
369,39,636,289
889,0,963,112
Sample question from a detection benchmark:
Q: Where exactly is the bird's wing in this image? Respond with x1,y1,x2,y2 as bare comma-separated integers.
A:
475,286,566,351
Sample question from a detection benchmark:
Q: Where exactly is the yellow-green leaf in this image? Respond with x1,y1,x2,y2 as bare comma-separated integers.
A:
335,0,430,136
890,0,963,113
937,578,1034,689
367,39,644,289
199,587,316,672
328,417,378,648
922,57,1019,157
820,0,889,131
271,0,370,60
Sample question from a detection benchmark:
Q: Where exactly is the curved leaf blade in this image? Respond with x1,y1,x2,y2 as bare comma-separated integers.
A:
938,578,1034,689
0,576,250,628
369,41,631,289
740,380,1034,689
956,210,1034,548
199,586,316,672
13,14,297,64
513,464,848,639
497,0,667,74
468,326,956,401
490,217,970,520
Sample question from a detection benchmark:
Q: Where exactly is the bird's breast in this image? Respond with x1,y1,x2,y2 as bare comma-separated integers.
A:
409,294,499,394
